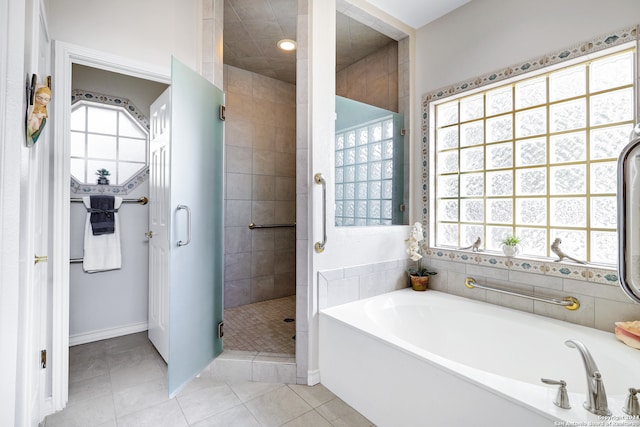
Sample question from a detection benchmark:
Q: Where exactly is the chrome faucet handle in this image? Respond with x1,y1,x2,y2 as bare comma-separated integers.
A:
623,387,640,416
541,378,571,409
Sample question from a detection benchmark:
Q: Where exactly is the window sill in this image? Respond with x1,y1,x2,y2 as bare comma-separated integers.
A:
426,246,618,286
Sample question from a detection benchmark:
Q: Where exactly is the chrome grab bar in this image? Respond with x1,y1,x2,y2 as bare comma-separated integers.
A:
464,277,580,310
314,173,327,253
248,223,295,230
617,124,640,303
177,204,191,247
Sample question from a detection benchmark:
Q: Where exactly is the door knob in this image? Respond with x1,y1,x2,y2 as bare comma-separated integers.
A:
145,230,154,238
34,255,48,264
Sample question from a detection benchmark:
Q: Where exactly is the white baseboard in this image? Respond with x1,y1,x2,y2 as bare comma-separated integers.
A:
40,397,53,424
308,369,321,385
69,321,148,346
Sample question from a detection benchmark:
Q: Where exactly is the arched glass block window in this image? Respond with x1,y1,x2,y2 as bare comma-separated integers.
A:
70,91,149,194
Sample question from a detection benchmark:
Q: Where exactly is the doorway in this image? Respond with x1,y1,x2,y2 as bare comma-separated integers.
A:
221,65,297,355
221,0,298,356
67,64,167,346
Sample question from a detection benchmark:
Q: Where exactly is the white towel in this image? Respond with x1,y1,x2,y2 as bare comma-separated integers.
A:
82,196,123,273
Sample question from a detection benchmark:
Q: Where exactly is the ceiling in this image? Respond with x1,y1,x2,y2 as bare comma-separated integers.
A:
365,0,471,29
223,0,470,84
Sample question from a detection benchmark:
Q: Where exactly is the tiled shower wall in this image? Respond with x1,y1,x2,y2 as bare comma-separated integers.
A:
224,64,296,308
336,41,398,113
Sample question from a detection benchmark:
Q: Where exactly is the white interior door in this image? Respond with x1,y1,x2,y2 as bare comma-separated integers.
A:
148,88,171,362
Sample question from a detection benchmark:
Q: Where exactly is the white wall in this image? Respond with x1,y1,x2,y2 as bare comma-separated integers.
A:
68,185,151,341
0,0,27,424
45,0,200,71
415,0,640,97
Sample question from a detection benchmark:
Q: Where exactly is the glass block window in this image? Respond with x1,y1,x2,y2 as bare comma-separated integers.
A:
335,116,397,226
70,101,148,186
432,48,636,265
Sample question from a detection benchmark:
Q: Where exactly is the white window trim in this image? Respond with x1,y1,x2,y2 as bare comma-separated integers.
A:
70,89,149,195
420,26,639,283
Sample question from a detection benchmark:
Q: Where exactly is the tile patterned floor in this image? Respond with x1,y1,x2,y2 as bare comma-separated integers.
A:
223,296,296,355
44,332,374,426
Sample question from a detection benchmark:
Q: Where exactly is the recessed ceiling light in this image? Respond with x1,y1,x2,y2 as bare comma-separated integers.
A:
277,39,297,51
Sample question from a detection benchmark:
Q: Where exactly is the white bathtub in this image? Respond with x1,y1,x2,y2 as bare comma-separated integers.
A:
319,289,640,427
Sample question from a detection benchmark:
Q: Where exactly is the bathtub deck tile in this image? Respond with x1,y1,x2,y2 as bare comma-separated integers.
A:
484,279,535,313
509,269,562,290
594,298,640,333
563,277,631,303
466,263,509,282
533,288,595,327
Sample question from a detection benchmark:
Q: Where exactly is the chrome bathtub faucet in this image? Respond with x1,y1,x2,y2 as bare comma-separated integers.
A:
541,378,571,409
565,339,611,416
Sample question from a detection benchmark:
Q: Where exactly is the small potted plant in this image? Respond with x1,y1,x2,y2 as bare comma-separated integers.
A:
96,168,110,185
500,234,521,257
406,222,437,291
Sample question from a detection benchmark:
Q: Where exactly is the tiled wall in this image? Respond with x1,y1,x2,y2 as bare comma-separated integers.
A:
318,259,409,310
425,249,640,334
336,41,398,113
318,252,640,335
224,64,296,308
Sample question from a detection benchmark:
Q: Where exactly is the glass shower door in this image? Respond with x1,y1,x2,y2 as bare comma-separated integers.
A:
168,57,224,396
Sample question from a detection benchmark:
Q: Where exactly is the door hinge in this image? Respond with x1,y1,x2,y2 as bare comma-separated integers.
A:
400,128,406,136
219,105,226,121
217,321,224,339
40,349,46,369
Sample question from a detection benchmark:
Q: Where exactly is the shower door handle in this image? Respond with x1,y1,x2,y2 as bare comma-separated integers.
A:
314,173,327,253
177,204,192,247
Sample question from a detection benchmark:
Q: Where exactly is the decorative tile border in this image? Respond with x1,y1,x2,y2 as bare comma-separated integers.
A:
421,26,639,277
70,90,150,195
72,89,150,130
70,168,149,195
426,247,617,285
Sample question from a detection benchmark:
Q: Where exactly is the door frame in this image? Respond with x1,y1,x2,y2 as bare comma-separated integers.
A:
50,41,169,411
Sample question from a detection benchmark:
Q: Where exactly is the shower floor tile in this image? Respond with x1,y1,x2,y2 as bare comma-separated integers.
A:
223,295,296,354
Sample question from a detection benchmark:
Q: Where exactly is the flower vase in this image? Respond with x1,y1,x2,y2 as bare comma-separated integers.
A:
409,275,430,291
502,245,519,257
